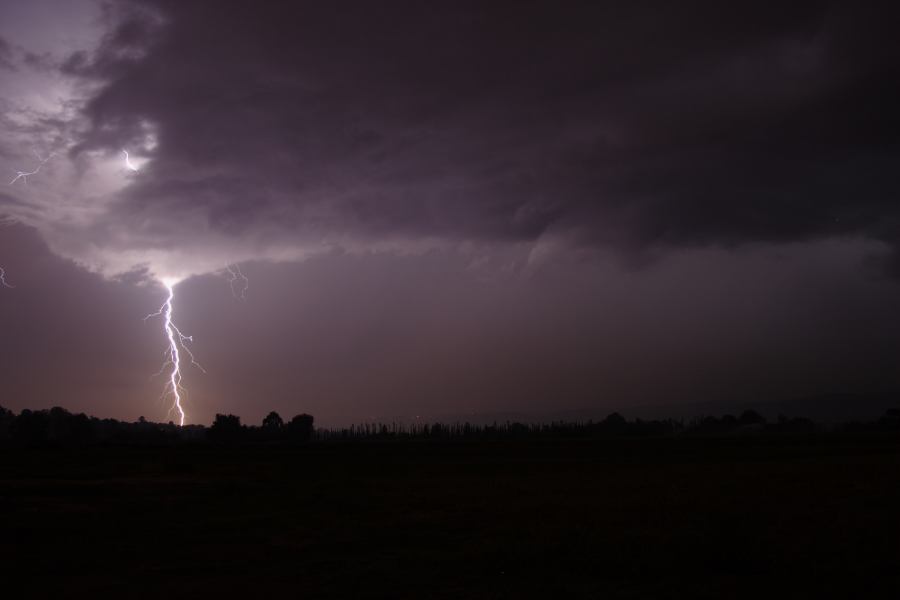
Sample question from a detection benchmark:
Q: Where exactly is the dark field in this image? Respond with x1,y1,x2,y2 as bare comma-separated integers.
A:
2,435,900,598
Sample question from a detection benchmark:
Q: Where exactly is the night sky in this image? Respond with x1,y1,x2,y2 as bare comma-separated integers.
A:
1,0,898,426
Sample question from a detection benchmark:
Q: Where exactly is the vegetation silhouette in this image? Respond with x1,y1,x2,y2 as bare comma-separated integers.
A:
262,410,284,430
2,403,900,598
1,404,898,447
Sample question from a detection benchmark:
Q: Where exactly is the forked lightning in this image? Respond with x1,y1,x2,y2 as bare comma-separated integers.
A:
145,281,205,425
9,150,55,185
225,264,249,300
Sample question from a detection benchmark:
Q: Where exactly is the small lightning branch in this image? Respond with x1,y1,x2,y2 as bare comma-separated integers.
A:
224,264,249,300
123,150,139,172
2,202,19,288
9,150,55,185
145,280,204,425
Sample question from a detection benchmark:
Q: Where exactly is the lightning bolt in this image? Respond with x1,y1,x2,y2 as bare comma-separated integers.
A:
9,150,55,185
224,264,249,300
5,149,56,282
145,281,205,425
123,150,139,172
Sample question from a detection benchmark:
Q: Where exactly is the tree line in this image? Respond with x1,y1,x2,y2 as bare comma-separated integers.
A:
1,404,898,446
0,406,314,446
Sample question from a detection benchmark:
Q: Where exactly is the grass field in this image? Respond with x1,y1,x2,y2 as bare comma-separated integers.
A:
2,434,900,598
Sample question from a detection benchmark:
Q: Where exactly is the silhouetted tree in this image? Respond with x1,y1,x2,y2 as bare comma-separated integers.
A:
599,412,628,435
10,409,50,444
0,405,13,441
47,406,74,442
67,412,95,445
262,411,284,430
208,413,244,443
287,413,314,442
738,410,766,427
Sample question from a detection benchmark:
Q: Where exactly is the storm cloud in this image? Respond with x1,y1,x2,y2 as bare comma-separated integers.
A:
3,0,891,278
1,1,899,424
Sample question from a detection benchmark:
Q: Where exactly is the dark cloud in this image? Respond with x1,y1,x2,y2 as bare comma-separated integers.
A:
59,0,900,272
2,1,900,424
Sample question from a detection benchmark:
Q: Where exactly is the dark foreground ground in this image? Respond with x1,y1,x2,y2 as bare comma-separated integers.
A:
2,434,899,598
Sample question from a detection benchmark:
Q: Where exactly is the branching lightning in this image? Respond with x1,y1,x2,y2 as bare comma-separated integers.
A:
224,264,249,300
145,281,205,425
9,150,55,185
141,267,249,423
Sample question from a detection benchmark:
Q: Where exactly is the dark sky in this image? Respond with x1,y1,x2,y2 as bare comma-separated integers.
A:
1,0,898,425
